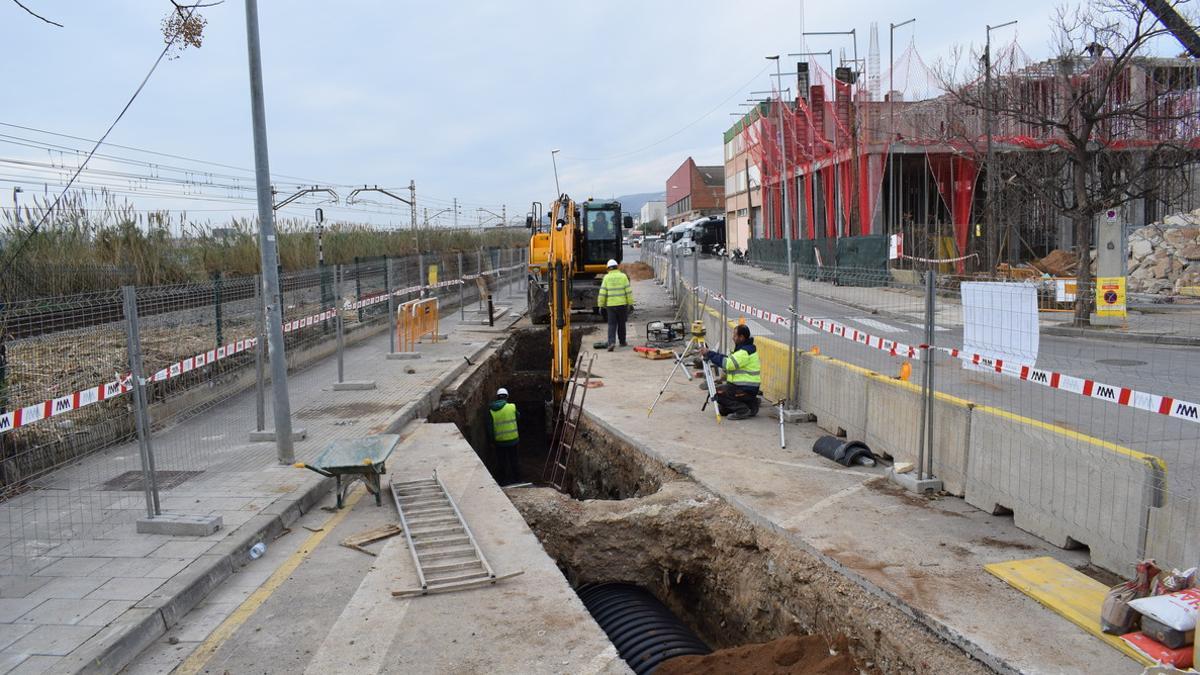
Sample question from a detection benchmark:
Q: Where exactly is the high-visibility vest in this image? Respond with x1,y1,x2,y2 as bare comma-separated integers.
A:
598,270,632,308
490,403,519,443
724,348,761,386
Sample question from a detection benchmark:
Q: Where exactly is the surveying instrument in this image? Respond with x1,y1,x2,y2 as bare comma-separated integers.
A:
647,319,721,423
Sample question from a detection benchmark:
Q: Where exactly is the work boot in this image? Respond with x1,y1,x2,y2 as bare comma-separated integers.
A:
607,344,614,352
727,410,750,420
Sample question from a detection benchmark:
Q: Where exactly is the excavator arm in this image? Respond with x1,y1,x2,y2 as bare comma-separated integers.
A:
547,195,578,405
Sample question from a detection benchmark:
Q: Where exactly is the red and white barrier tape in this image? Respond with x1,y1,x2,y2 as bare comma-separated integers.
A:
1,263,529,436
693,284,923,360
687,283,1200,426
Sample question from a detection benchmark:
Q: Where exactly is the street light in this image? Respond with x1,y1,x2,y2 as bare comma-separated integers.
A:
766,55,793,276
550,149,561,197
985,19,1018,268
11,186,22,227
804,29,858,75
889,18,916,238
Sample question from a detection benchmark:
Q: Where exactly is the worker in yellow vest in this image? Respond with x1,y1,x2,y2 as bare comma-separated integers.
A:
700,324,761,420
487,388,520,485
598,259,633,352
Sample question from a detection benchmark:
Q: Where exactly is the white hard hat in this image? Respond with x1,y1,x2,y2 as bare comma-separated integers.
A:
497,388,509,397
607,259,619,268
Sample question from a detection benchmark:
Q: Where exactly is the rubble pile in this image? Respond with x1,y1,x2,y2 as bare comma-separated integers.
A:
1127,208,1200,295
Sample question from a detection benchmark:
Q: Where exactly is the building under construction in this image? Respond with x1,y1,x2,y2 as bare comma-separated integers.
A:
724,25,1200,275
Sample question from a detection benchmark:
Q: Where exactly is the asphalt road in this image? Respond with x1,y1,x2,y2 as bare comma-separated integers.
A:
633,246,1200,491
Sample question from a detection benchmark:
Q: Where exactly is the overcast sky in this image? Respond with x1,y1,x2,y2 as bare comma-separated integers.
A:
0,0,1187,227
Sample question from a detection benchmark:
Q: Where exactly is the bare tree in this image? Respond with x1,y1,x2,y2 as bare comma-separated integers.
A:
935,0,1199,325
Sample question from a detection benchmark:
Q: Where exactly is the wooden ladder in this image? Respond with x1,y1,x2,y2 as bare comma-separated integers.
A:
543,352,596,491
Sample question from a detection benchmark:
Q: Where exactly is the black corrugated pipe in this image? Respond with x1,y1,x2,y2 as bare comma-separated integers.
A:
577,582,710,674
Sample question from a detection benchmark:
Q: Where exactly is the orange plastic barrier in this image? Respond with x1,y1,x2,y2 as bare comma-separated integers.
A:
396,297,440,352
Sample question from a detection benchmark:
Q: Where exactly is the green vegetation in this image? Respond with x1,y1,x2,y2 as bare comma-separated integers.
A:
1,194,526,300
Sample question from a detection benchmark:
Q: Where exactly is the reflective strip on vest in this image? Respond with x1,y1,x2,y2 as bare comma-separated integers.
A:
599,271,632,307
491,403,519,442
725,349,761,386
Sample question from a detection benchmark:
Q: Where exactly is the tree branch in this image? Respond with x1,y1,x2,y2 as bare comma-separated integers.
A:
10,0,62,27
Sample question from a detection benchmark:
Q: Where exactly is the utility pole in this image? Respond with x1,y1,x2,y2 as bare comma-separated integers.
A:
11,187,21,226
243,0,294,464
453,198,458,228
986,20,1018,272
501,204,506,227
409,180,416,229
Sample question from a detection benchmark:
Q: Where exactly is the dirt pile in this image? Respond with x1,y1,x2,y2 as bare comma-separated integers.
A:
510,482,988,674
657,635,861,675
620,262,655,281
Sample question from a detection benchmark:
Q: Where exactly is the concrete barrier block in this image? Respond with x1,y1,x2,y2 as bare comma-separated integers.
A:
797,354,869,440
965,405,1165,574
864,374,972,496
1144,492,1196,572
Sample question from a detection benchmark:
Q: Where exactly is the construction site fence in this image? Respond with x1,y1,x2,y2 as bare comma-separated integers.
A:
0,246,527,569
646,246,1199,576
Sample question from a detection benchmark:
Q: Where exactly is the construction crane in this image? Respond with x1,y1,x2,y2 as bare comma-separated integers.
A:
1140,0,1200,58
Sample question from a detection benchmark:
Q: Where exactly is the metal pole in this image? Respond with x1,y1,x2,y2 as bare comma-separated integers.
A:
458,251,465,320
335,265,345,384
244,0,294,463
354,256,363,322
386,256,395,354
787,262,799,409
984,32,995,272
254,274,265,432
774,58,794,277
721,253,728,353
122,286,160,517
691,247,699,319
418,253,426,299
916,270,934,480
476,250,483,310
925,269,936,479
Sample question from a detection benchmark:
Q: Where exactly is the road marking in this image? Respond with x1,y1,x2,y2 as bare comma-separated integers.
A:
901,321,949,332
176,487,365,675
847,317,902,333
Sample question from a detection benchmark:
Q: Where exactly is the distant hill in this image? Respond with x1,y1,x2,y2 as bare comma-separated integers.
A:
613,191,665,216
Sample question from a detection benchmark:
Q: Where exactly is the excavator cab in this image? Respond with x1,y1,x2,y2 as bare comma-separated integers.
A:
581,202,623,267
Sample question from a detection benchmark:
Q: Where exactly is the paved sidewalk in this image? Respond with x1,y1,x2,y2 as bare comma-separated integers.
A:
0,302,520,674
579,278,1141,675
724,259,1200,344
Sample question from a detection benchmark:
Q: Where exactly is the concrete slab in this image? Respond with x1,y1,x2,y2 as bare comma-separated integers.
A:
136,514,222,537
385,351,421,360
331,380,377,390
247,428,309,443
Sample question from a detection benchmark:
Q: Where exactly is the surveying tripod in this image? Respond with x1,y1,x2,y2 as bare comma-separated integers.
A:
647,320,721,423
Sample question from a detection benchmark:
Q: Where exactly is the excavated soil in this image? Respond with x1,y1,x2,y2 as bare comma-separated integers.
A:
619,262,655,281
510,480,989,675
657,635,857,675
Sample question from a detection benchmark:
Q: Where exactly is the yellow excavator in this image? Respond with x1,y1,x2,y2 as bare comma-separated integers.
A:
526,194,632,403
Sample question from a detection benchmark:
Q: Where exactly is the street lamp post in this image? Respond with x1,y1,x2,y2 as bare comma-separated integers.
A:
985,20,1018,270
11,187,21,227
551,149,561,197
766,56,793,276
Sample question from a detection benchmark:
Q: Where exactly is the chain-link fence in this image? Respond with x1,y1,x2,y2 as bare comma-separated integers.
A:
650,245,1199,575
0,247,526,572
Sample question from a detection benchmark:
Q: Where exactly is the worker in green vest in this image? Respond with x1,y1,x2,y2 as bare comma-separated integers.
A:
487,388,520,485
700,324,761,419
598,259,633,351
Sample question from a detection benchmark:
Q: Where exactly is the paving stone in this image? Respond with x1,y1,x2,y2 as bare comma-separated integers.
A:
77,600,134,628
149,541,215,559
7,624,100,656
0,624,36,651
85,578,166,602
25,576,108,601
31,558,112,578
0,578,49,600
5,655,58,675
15,598,107,626
93,557,189,579
0,599,44,623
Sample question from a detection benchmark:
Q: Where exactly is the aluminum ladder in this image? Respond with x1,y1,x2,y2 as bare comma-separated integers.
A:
542,352,596,491
390,471,507,597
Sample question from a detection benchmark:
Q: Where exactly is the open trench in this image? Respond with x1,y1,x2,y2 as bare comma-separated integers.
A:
430,327,990,675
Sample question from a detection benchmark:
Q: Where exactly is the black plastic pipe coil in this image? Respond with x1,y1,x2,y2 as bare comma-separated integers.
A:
577,582,711,674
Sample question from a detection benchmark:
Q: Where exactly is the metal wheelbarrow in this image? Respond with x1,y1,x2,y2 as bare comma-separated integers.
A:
294,434,400,508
